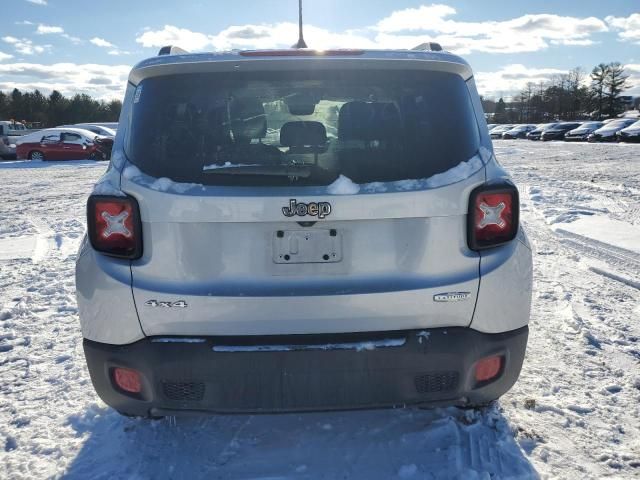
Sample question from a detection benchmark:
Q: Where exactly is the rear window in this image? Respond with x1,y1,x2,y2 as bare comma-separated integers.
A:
126,69,480,187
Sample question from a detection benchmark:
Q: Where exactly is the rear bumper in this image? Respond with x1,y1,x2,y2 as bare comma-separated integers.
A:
83,326,528,416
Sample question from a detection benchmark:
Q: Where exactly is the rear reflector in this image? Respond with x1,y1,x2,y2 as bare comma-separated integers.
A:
474,355,503,382
468,180,519,250
87,195,142,259
113,367,142,394
240,49,365,57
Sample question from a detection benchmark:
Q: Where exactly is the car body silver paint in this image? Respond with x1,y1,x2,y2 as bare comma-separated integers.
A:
76,51,532,345
76,239,145,344
471,239,533,333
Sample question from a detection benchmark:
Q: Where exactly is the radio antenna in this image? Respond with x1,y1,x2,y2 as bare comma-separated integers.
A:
293,0,308,48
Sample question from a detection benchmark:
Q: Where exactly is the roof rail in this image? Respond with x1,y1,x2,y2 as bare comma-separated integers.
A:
158,45,189,56
411,42,443,52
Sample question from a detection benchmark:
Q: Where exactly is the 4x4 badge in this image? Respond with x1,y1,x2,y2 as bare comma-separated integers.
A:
282,199,332,219
145,300,188,308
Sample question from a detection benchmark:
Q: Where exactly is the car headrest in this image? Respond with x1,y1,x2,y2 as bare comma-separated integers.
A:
338,101,400,141
280,121,327,147
230,97,267,142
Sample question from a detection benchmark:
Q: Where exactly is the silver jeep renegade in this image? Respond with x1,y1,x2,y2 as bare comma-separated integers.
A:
76,45,532,417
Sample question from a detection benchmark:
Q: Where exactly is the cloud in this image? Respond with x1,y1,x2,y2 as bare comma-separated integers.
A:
107,49,133,56
136,25,215,51
373,5,608,54
61,33,82,44
36,24,63,35
137,23,377,51
0,51,13,62
89,37,132,55
15,20,35,26
606,14,640,44
624,63,640,95
90,37,116,48
135,5,608,55
34,24,82,44
0,62,130,100
2,36,50,55
25,0,47,5
474,64,568,99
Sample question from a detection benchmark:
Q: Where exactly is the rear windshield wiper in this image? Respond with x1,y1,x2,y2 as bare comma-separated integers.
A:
202,164,312,178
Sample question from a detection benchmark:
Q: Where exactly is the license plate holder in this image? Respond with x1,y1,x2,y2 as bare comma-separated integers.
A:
273,229,342,264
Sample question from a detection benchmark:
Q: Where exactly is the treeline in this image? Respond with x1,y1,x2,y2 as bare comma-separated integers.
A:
0,89,122,127
482,62,637,124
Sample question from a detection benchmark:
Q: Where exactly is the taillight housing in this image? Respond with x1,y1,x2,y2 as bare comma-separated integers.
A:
87,195,142,259
468,180,519,250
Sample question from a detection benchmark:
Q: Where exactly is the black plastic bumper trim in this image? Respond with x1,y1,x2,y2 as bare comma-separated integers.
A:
83,326,528,416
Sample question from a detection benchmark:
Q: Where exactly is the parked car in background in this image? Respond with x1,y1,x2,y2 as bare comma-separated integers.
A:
616,120,640,143
489,124,514,139
0,120,28,136
526,123,557,141
564,121,604,142
91,122,118,130
0,124,17,160
0,138,16,160
15,128,112,160
486,123,497,132
588,119,637,142
502,124,536,139
540,122,582,141
59,124,116,137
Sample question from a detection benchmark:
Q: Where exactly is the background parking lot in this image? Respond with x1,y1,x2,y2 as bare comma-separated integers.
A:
1,141,639,479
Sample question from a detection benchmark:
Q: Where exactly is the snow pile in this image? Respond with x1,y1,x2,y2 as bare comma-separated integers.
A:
120,162,203,194
122,164,142,180
91,179,125,197
327,174,360,195
554,216,640,255
362,154,484,194
326,154,484,196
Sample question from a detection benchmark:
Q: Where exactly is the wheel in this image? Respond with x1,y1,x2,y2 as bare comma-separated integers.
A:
28,150,45,161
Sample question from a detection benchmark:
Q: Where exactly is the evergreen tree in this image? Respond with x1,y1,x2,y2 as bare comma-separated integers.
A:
0,88,121,126
590,64,608,119
494,98,507,123
604,62,630,117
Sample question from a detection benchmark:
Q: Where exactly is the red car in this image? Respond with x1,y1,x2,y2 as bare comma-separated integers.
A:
16,128,111,161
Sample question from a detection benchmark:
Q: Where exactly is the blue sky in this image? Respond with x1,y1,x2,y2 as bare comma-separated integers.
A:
1,0,639,100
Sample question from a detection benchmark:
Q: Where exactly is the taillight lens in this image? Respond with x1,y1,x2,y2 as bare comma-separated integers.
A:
474,355,503,382
87,195,142,259
112,367,142,394
468,181,519,250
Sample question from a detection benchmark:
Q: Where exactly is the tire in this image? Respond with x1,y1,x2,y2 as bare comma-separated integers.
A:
28,150,45,161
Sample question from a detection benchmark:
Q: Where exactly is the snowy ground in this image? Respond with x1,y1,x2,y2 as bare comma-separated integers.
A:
1,142,639,479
